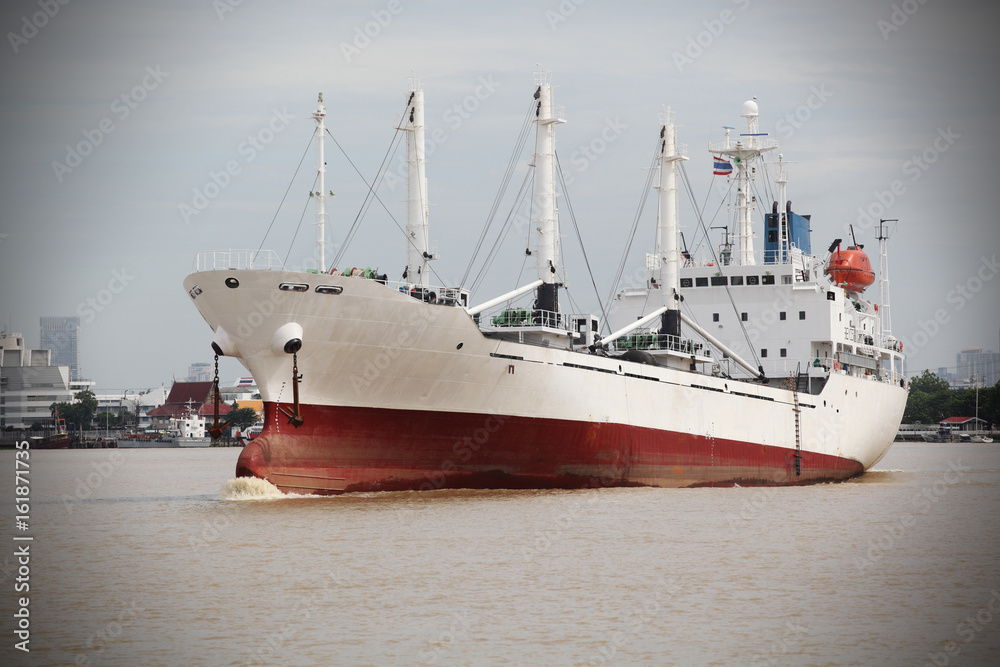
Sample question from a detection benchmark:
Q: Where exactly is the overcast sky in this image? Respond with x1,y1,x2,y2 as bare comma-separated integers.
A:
1,0,998,391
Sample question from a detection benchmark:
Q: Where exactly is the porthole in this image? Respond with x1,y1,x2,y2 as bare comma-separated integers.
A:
225,277,240,289
456,342,464,350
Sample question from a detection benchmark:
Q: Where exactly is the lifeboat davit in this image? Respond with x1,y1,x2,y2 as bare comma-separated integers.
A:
826,245,875,292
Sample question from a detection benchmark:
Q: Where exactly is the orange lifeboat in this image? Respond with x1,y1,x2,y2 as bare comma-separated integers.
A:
826,245,875,292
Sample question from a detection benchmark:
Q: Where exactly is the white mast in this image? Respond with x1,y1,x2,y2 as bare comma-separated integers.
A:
403,79,433,286
877,218,894,343
656,109,687,337
710,98,777,266
531,70,565,316
311,93,328,272
776,154,788,264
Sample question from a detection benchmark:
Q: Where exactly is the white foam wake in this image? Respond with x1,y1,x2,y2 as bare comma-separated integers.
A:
220,477,286,500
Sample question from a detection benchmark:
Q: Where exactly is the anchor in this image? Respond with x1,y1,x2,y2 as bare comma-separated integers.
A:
277,351,305,428
208,353,232,440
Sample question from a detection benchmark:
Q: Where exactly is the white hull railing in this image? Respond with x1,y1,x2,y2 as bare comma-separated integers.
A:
193,249,285,272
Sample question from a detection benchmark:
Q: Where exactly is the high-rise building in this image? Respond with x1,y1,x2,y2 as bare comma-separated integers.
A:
188,362,213,382
40,316,80,381
953,347,1000,389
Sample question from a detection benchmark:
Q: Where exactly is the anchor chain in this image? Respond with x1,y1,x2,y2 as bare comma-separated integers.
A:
208,353,232,440
278,351,305,428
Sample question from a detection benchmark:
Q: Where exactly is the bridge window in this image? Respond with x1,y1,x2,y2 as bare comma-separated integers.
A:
761,349,768,358
713,313,719,322
799,311,806,320
695,277,708,287
780,312,786,321
730,276,744,285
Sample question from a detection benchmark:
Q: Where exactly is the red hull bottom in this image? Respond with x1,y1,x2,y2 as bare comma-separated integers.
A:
235,402,864,495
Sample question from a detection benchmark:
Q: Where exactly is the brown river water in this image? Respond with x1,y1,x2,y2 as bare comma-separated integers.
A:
1,442,998,666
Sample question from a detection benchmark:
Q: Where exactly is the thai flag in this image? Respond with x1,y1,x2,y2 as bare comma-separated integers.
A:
713,157,732,176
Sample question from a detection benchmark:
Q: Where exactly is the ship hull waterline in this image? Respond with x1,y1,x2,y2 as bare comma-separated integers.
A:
183,268,905,495
237,401,865,495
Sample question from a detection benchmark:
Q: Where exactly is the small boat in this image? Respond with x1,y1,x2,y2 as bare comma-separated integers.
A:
31,412,72,449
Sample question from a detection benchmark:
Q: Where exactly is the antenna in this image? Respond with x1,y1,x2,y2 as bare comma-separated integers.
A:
848,224,862,250
711,225,733,266
877,218,897,347
710,225,732,246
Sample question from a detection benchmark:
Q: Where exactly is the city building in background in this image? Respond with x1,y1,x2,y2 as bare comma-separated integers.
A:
40,316,81,381
187,362,213,382
0,331,74,429
938,347,1000,389
95,386,167,429
146,381,230,431
219,376,259,403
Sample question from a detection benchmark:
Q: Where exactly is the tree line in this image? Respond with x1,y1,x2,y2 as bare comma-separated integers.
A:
903,370,998,428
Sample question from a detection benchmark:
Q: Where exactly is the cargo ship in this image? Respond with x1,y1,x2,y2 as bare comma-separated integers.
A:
183,73,907,494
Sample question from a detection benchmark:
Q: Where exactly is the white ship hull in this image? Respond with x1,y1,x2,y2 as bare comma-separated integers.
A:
183,269,907,494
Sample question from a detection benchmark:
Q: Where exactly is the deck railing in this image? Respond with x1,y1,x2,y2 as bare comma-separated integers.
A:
192,249,285,272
